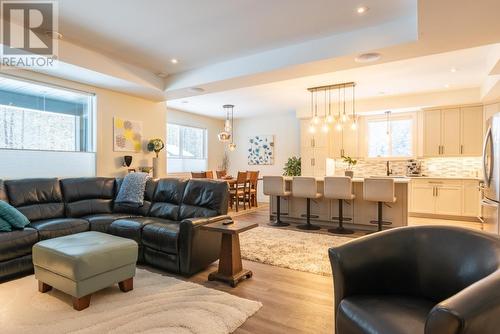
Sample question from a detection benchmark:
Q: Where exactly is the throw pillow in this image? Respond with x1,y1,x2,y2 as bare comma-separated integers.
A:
0,217,12,232
0,200,30,229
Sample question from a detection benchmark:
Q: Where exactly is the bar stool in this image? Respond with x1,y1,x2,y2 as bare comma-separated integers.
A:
363,178,397,232
292,177,322,231
263,176,291,227
324,176,355,235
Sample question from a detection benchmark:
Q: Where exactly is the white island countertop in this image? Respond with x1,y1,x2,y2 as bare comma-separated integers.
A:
283,176,411,183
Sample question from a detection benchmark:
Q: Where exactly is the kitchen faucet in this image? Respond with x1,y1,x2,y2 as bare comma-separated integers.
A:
386,161,393,176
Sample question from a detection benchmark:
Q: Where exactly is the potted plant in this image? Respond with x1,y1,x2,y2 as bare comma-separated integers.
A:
342,155,357,178
147,138,165,178
283,156,301,176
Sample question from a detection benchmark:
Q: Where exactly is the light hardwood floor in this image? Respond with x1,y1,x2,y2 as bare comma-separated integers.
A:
145,204,482,334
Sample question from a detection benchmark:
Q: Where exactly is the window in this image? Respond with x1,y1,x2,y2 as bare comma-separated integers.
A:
167,123,207,173
366,115,414,158
0,75,95,152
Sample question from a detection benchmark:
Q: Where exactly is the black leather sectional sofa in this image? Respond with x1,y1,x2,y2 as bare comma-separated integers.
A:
0,177,229,282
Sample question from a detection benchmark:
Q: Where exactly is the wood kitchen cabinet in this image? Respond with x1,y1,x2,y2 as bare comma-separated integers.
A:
331,127,359,158
300,120,329,176
410,179,480,218
422,105,483,157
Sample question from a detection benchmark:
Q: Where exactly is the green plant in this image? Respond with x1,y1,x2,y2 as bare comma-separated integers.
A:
342,155,357,170
147,138,165,158
283,156,301,176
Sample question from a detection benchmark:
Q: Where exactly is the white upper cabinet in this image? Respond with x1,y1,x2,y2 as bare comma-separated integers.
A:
331,128,359,158
300,120,330,176
422,105,483,157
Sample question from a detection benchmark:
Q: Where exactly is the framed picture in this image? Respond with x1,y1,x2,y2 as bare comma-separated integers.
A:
248,135,274,165
113,117,143,152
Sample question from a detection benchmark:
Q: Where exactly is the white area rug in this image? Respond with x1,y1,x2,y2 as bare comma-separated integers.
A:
0,269,262,334
240,226,354,276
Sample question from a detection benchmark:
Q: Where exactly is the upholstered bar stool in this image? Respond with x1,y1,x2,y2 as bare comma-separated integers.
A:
363,178,396,232
263,176,291,227
324,176,355,235
292,177,322,231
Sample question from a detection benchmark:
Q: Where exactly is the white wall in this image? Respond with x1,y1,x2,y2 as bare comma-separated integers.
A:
0,69,167,179
228,112,300,202
166,108,225,177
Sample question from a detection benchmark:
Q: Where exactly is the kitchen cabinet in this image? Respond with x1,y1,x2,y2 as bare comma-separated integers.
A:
300,120,330,176
331,127,359,158
422,105,483,157
410,179,480,218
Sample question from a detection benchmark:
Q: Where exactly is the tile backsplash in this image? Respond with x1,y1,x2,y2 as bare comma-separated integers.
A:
334,157,482,178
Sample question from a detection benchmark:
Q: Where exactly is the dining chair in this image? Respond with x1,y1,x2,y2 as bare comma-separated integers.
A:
229,171,248,212
216,170,227,179
205,170,214,179
247,171,259,207
191,171,207,178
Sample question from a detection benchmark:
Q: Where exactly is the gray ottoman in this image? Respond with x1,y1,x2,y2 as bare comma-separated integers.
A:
33,231,138,310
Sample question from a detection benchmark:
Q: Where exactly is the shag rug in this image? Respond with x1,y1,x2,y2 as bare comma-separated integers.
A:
240,226,354,276
0,269,262,334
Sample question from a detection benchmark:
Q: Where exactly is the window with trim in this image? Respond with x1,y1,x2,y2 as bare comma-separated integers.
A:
167,123,207,173
366,115,414,158
0,75,95,152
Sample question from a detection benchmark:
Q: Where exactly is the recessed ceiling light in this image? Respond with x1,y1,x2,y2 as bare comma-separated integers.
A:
356,6,369,14
355,52,381,63
44,30,63,39
181,100,189,104
188,87,205,93
450,67,457,73
378,91,386,95
156,72,168,78
444,84,450,88
171,58,178,64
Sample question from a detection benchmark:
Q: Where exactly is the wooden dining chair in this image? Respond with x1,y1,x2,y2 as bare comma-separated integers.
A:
216,170,227,179
191,171,207,178
247,171,259,207
229,171,248,212
205,170,214,179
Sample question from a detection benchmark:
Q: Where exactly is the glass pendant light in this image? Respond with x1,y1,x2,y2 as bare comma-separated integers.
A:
218,104,234,143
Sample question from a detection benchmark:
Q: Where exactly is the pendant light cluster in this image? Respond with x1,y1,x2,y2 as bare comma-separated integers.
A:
218,104,236,151
307,82,358,134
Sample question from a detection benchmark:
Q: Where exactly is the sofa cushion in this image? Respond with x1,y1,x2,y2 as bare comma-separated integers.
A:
61,177,115,217
0,227,38,262
179,179,229,220
113,178,157,216
0,218,11,232
5,178,64,221
148,178,187,221
83,213,140,233
0,179,7,202
142,220,180,254
29,218,89,240
108,217,165,244
337,295,434,334
0,200,30,229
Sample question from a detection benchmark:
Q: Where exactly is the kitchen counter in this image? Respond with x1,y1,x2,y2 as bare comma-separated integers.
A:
284,176,410,183
407,176,482,181
269,176,409,231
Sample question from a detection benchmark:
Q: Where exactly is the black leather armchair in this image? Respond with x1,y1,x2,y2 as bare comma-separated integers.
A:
329,226,500,334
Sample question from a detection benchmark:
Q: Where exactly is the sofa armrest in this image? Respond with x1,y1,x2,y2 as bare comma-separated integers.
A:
178,215,230,275
329,230,419,315
425,270,500,334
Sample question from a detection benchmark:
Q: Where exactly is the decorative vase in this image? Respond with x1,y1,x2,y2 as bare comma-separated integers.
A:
152,157,159,178
345,170,354,178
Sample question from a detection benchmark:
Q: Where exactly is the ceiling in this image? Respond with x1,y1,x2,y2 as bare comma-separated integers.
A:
167,44,497,118
58,0,416,74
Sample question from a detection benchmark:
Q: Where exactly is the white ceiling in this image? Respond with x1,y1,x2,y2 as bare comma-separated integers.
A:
58,0,415,74
167,44,497,118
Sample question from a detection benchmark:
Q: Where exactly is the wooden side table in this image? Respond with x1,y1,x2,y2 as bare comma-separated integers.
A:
201,219,258,287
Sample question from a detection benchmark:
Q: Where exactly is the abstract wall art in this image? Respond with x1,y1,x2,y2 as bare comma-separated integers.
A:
248,135,274,165
113,117,143,152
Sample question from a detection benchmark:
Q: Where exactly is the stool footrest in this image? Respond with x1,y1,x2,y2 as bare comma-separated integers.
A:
331,217,353,222
369,220,392,226
272,212,289,216
301,214,319,219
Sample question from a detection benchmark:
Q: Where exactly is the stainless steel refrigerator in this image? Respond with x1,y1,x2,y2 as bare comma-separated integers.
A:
481,113,500,235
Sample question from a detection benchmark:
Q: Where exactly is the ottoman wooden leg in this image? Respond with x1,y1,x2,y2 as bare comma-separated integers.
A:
119,277,133,292
38,281,52,293
73,295,91,311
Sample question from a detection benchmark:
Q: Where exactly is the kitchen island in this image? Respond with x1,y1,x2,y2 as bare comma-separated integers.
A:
268,177,409,231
